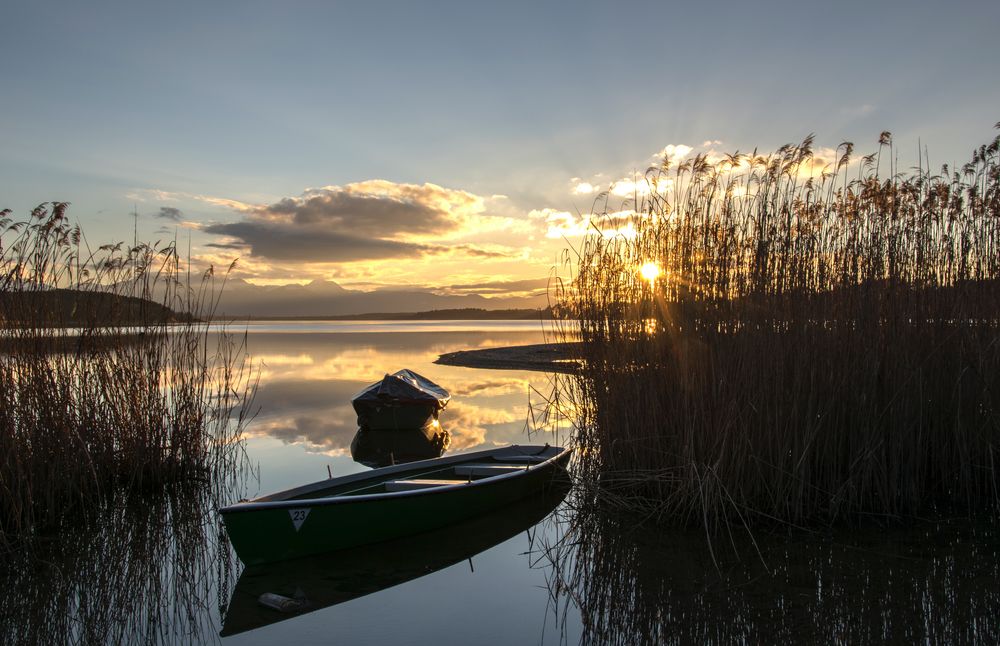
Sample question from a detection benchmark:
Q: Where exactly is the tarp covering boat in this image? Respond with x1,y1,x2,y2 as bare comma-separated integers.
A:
351,370,450,430
352,369,450,408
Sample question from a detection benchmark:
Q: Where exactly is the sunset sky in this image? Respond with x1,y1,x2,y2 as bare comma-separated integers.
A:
3,0,998,301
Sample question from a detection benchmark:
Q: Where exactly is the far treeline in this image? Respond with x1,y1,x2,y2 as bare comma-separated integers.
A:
557,124,1000,528
243,307,555,321
0,289,191,327
0,294,553,325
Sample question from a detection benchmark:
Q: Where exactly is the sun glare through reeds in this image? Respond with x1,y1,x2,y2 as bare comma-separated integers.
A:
554,124,1000,527
639,262,660,285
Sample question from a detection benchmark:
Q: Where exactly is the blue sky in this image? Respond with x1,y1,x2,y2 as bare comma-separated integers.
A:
2,0,998,292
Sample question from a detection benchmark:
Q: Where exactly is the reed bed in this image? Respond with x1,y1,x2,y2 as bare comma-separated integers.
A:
0,203,255,541
556,125,1000,526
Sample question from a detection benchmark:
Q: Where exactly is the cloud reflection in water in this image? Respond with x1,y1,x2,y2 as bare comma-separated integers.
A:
242,329,552,457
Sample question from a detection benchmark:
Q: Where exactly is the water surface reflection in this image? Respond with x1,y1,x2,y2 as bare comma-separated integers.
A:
350,426,450,467
4,324,576,645
241,328,558,494
543,499,1000,645
1,480,240,645
15,323,991,644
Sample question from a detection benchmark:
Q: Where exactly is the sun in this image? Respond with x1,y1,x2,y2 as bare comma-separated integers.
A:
639,262,661,284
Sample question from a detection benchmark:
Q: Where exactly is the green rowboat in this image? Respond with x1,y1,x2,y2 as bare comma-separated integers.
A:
220,485,568,636
220,444,571,565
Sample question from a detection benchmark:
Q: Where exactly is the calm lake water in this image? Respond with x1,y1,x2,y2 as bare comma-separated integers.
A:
227,321,579,645
6,321,1000,644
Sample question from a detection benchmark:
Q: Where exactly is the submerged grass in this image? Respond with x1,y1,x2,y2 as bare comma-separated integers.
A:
555,125,1000,526
0,203,256,541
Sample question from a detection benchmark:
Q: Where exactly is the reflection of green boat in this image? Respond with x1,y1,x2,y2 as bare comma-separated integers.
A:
219,486,568,637
349,425,450,467
220,445,570,565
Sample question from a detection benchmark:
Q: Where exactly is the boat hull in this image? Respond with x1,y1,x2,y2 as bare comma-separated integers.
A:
353,400,439,431
221,446,570,565
220,485,569,636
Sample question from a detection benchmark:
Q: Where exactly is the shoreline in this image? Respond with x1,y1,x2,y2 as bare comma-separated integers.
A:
435,342,581,374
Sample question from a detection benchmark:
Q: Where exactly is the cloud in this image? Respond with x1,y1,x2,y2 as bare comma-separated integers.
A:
155,206,183,221
199,196,256,212
609,176,673,198
203,220,439,261
203,180,494,263
449,244,513,259
125,188,256,212
443,401,522,450
443,277,550,295
253,412,358,454
449,377,530,397
531,208,592,238
533,208,642,239
263,180,480,237
653,144,694,163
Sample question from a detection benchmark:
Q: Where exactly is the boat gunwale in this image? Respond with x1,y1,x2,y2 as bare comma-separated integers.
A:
220,445,569,514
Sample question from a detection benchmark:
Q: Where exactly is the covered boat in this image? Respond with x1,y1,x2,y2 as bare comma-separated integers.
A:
351,369,450,431
219,444,570,565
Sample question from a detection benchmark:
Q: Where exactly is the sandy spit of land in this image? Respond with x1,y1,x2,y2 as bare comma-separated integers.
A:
435,342,581,374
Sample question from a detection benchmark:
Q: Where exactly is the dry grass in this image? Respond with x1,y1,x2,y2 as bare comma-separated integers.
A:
0,203,256,540
555,124,1000,526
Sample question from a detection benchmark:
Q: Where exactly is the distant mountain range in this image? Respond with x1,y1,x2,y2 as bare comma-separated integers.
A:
0,280,553,324
213,279,550,318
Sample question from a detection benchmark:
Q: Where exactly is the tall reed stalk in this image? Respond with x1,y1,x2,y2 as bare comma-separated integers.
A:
557,125,1000,525
0,203,255,540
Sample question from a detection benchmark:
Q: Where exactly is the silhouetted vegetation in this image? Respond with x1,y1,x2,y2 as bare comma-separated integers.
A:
0,203,255,541
0,289,190,328
555,124,1000,526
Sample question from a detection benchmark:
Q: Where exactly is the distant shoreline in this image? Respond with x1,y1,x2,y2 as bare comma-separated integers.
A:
220,307,554,322
435,342,581,373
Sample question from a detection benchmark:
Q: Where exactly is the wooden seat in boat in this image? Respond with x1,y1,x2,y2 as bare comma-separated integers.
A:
384,479,464,492
454,464,528,477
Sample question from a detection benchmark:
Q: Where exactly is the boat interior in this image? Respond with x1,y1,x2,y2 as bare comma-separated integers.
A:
282,451,559,502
